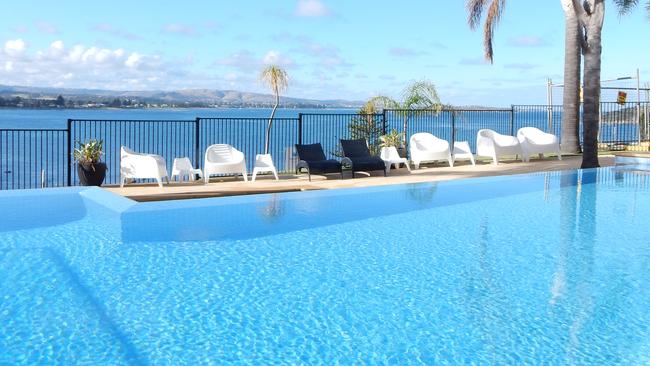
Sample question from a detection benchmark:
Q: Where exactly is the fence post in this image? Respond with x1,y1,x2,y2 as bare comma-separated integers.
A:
194,118,201,169
382,110,387,135
298,113,303,145
66,119,72,186
510,105,515,136
450,108,456,143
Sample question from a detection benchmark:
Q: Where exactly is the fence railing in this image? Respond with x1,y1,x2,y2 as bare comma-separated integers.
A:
1,102,649,190
1,129,68,190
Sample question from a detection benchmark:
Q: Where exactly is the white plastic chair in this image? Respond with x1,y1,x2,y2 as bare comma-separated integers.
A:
380,146,411,174
120,146,169,188
476,129,524,165
171,157,203,183
204,144,248,183
252,154,279,182
452,141,476,166
517,127,562,162
409,132,453,169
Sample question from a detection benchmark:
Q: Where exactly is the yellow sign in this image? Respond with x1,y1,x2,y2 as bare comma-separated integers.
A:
617,91,628,104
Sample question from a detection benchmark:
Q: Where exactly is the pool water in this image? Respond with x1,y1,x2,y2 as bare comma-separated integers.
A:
1,167,649,364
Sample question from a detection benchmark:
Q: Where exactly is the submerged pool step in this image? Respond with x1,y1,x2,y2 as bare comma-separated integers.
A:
0,248,142,364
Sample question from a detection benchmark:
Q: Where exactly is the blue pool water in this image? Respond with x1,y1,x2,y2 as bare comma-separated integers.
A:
1,167,649,364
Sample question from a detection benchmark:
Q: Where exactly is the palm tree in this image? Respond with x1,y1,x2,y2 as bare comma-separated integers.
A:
571,0,604,168
561,0,583,155
260,65,289,155
467,0,583,155
364,80,442,147
466,0,648,168
400,81,443,147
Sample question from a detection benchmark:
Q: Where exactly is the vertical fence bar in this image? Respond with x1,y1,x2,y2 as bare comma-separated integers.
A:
451,109,456,144
194,117,201,169
509,105,515,136
297,113,303,145
66,119,72,186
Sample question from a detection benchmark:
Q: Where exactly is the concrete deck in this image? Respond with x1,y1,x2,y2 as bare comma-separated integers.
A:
105,155,616,202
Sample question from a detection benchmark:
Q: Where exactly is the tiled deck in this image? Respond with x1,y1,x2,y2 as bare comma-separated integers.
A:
105,155,616,202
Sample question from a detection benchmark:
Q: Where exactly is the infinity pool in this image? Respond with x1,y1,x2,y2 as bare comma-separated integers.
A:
1,167,649,364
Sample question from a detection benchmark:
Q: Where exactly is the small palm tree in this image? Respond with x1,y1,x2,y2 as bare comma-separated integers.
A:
364,79,441,147
260,65,289,154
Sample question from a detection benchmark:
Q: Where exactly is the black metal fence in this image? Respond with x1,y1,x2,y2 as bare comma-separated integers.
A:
1,102,649,190
1,129,68,190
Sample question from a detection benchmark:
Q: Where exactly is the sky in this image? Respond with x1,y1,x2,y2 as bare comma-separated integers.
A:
0,0,648,107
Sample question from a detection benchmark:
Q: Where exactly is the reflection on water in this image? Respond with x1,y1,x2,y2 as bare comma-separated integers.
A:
257,194,285,222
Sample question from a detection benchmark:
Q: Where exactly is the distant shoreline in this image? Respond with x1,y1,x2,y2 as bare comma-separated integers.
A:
0,106,359,111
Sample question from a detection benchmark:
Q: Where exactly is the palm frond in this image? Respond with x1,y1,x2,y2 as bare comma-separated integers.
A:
361,95,399,113
260,65,289,95
613,0,639,15
401,80,442,111
466,0,505,63
467,0,488,29
483,0,505,63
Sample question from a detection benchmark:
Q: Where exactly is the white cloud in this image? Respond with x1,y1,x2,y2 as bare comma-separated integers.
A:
279,35,351,69
125,53,142,68
0,39,180,90
262,50,294,67
388,47,427,57
161,23,198,37
294,0,331,17
218,50,260,71
36,21,59,35
4,39,26,56
91,23,141,41
50,40,64,52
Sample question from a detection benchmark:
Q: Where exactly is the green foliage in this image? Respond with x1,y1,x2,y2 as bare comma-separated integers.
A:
356,79,442,146
401,80,442,111
347,114,384,156
74,139,103,164
379,129,405,148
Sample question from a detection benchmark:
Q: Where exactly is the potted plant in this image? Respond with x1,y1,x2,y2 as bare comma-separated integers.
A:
74,139,107,186
380,129,407,158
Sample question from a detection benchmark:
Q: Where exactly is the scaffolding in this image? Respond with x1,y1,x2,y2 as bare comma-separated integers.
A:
547,69,650,144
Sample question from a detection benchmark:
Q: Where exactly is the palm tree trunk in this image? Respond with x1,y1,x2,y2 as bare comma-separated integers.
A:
580,2,604,168
561,0,582,154
264,94,279,154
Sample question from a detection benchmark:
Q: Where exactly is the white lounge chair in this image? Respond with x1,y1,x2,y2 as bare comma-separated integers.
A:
171,157,203,182
476,129,524,165
120,146,169,188
204,144,248,183
517,127,562,162
409,132,453,169
380,146,411,174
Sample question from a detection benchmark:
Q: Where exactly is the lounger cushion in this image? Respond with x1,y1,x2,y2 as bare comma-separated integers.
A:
347,156,385,172
306,159,342,173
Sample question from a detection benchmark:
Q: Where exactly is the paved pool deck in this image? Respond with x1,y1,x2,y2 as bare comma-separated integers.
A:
105,155,616,202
